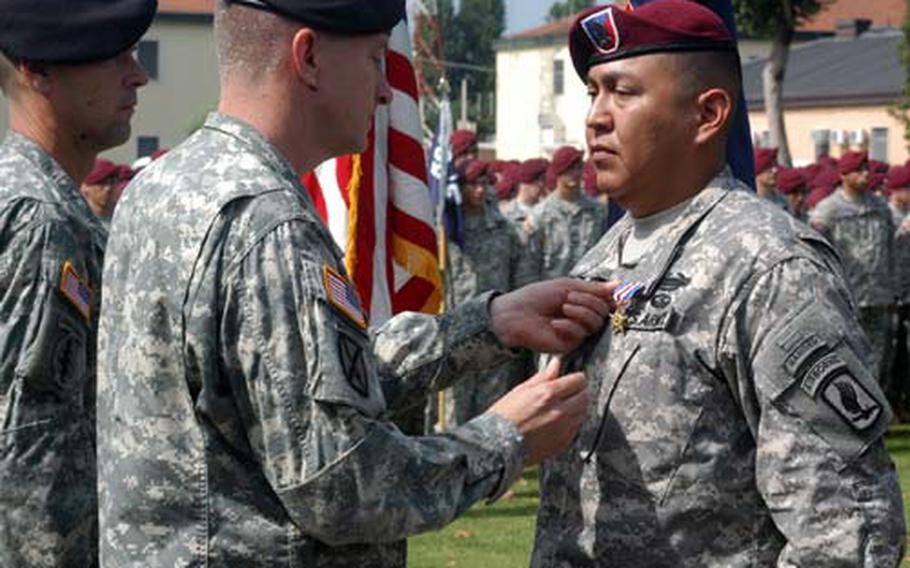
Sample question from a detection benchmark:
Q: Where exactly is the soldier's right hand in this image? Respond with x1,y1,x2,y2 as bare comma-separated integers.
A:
487,357,588,465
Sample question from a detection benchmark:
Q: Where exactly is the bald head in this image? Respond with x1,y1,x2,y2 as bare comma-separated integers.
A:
214,1,299,85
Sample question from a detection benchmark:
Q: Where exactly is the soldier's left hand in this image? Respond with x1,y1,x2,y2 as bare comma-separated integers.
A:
490,277,618,354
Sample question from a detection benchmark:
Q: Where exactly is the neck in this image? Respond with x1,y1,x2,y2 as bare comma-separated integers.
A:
463,202,484,216
756,180,774,197
843,184,865,199
557,183,578,202
10,102,96,184
627,160,721,219
219,79,326,175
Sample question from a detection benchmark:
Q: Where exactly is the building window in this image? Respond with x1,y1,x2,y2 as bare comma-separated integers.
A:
137,40,159,80
870,127,888,162
553,60,564,96
810,128,830,158
137,136,159,158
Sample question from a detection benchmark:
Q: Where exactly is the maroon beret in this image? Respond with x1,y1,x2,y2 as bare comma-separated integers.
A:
548,146,584,179
838,151,868,175
775,167,806,195
117,164,135,182
811,168,840,192
806,185,834,210
569,0,735,81
753,147,778,175
461,159,489,184
518,158,549,184
888,165,910,190
868,172,886,192
85,159,120,185
869,159,889,174
801,163,822,181
495,164,521,200
450,130,477,158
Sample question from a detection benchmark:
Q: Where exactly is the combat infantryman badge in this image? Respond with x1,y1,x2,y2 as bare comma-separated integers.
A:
611,281,644,334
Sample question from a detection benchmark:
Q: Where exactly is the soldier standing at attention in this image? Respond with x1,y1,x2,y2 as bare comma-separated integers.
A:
754,146,788,208
0,1,154,566
532,145,608,279
502,157,548,230
444,160,540,425
96,1,616,567
886,164,910,417
811,150,897,385
532,2,905,566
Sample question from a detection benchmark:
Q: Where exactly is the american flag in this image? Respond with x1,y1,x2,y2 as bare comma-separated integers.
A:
303,20,443,326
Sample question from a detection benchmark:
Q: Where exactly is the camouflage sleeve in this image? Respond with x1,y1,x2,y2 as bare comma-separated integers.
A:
718,256,905,567
224,220,528,546
508,222,540,290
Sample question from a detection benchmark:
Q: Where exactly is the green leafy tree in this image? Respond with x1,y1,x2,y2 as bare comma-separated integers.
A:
546,0,595,22
733,0,830,166
888,0,910,153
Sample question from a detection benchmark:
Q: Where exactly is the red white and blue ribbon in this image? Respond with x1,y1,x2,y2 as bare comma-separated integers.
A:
613,281,645,305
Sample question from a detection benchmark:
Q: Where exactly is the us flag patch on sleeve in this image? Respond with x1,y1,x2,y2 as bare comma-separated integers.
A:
323,264,368,330
60,260,92,321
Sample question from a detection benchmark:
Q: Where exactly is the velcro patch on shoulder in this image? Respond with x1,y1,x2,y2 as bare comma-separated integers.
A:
821,373,882,431
323,264,367,330
59,260,92,321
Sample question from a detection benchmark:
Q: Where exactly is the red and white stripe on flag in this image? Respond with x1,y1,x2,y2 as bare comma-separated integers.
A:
302,20,442,326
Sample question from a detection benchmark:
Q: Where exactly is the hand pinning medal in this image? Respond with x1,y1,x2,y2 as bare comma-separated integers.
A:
611,281,645,334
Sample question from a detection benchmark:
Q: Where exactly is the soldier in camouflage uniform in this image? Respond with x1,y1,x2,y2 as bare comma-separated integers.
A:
501,157,548,230
532,3,905,567
531,146,608,279
443,160,541,425
811,150,897,385
754,146,788,209
96,2,614,567
0,2,153,566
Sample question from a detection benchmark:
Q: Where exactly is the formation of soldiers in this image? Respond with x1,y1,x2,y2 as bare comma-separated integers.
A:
0,0,907,567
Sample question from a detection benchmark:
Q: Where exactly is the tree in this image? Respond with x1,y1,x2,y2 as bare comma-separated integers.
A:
546,0,595,22
889,0,910,153
733,0,829,166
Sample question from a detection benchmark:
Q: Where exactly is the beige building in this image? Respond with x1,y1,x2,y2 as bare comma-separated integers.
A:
0,0,218,165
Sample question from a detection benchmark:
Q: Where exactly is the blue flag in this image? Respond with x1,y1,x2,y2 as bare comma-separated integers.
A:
427,98,465,249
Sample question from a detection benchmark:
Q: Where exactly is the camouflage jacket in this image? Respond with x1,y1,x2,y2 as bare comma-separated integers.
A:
532,170,905,568
500,199,535,227
893,205,910,305
530,192,607,280
449,204,539,305
97,113,527,568
0,132,107,568
810,188,896,307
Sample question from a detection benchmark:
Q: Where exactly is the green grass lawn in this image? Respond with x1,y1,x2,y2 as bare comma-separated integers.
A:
409,426,910,567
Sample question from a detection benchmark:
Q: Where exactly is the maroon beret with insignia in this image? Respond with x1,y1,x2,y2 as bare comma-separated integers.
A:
518,158,549,184
753,147,778,175
569,0,736,81
775,167,807,195
838,151,868,175
462,159,489,184
887,164,910,190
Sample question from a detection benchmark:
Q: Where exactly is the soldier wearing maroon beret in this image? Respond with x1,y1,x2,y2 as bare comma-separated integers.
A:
450,129,478,173
533,1,905,566
811,151,897,392
775,166,808,221
754,147,787,209
530,145,607,279
887,164,910,419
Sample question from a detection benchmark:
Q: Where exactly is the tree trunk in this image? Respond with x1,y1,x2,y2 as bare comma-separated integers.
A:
762,24,794,166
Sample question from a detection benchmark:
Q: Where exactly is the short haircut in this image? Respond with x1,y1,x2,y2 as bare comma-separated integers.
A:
667,50,741,109
214,1,298,83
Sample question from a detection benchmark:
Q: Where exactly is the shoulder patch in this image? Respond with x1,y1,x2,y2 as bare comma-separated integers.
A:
337,330,370,397
323,264,368,330
60,260,92,321
821,374,882,431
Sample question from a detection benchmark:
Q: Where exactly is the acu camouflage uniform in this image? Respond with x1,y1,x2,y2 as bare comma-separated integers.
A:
891,205,910,412
0,132,106,568
532,169,905,568
442,205,540,425
97,113,529,568
531,192,607,280
811,188,897,383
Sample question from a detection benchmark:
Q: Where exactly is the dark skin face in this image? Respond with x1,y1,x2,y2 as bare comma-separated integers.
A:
585,54,732,217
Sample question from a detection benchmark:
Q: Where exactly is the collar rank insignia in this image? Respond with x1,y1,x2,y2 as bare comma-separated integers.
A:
323,264,368,330
60,260,92,321
611,280,645,335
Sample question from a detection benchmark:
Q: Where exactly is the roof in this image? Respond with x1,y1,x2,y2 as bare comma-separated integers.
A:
798,0,906,32
742,29,905,109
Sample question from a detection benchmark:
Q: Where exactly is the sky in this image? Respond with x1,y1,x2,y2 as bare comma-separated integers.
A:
504,0,555,35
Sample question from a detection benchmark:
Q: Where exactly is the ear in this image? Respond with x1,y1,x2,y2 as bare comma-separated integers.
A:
693,88,733,146
290,28,318,90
